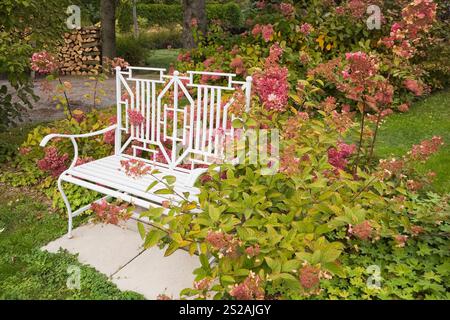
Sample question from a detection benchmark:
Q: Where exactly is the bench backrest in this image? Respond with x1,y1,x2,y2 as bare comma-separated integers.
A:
114,66,252,173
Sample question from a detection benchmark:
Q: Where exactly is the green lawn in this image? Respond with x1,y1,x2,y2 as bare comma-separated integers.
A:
0,184,144,299
375,89,450,193
144,49,180,69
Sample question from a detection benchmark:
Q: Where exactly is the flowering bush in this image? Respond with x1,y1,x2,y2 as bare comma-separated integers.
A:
138,101,449,300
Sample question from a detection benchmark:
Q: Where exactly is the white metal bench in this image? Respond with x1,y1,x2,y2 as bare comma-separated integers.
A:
40,66,252,238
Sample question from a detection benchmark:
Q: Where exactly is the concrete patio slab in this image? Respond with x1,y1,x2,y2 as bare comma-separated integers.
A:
42,220,200,299
111,245,200,299
42,222,144,276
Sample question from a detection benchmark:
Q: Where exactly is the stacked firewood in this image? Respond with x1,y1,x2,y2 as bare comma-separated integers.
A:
58,26,102,76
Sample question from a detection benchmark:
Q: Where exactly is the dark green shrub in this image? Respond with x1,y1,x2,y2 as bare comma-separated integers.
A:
136,4,182,27
134,2,243,28
207,2,243,29
117,30,182,65
138,30,183,49
116,35,147,65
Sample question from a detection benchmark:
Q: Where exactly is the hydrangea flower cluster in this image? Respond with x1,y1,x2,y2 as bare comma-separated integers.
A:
103,116,117,145
381,0,437,59
279,145,301,175
376,136,443,190
31,51,59,74
90,199,131,225
409,136,444,161
338,52,379,102
284,111,309,140
229,272,264,300
346,0,383,18
349,220,373,240
127,109,145,126
253,43,289,112
37,147,69,177
327,142,356,171
378,157,406,179
120,159,152,178
177,52,191,62
279,2,295,18
299,23,312,35
205,230,241,259
230,57,245,75
252,24,274,42
404,79,424,96
298,264,321,289
193,278,211,291
245,244,260,258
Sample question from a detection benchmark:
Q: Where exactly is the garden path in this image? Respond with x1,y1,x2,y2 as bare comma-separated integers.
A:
1,76,116,124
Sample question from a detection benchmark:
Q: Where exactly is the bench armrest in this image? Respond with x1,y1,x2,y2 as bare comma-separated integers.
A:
39,125,117,173
39,125,117,147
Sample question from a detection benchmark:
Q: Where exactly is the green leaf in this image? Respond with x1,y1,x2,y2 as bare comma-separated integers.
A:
323,262,346,277
154,188,173,195
137,222,146,239
220,275,235,284
265,257,281,273
235,269,250,277
163,175,176,185
146,180,159,192
282,259,301,273
321,248,342,263
208,205,221,222
232,118,243,128
140,207,164,219
143,229,166,249
164,242,179,256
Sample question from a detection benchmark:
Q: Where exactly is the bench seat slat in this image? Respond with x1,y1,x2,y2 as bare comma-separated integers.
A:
73,158,196,195
64,155,199,205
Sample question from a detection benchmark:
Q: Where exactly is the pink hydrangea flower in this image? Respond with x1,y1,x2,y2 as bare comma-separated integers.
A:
229,273,264,300
279,2,295,17
127,109,145,126
327,142,356,170
31,51,58,74
37,147,69,177
404,79,424,96
300,23,312,35
261,24,274,42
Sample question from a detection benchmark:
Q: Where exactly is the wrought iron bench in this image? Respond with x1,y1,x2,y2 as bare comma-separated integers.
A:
40,66,252,238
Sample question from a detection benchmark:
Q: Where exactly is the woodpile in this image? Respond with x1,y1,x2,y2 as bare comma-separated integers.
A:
58,26,102,76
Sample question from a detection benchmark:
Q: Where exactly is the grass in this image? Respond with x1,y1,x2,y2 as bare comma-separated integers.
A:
0,184,144,299
375,89,450,193
144,49,180,69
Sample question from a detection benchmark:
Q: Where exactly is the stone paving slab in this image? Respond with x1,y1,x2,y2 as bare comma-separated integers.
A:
42,223,144,276
41,220,200,299
111,245,200,299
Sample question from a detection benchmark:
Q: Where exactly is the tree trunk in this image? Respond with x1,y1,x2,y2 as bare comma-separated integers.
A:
182,0,206,49
195,0,207,35
100,0,117,61
132,0,139,38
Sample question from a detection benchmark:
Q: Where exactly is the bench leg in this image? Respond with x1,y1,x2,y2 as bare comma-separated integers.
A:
58,177,73,239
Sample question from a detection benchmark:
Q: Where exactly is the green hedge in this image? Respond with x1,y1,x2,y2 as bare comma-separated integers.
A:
127,2,242,28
